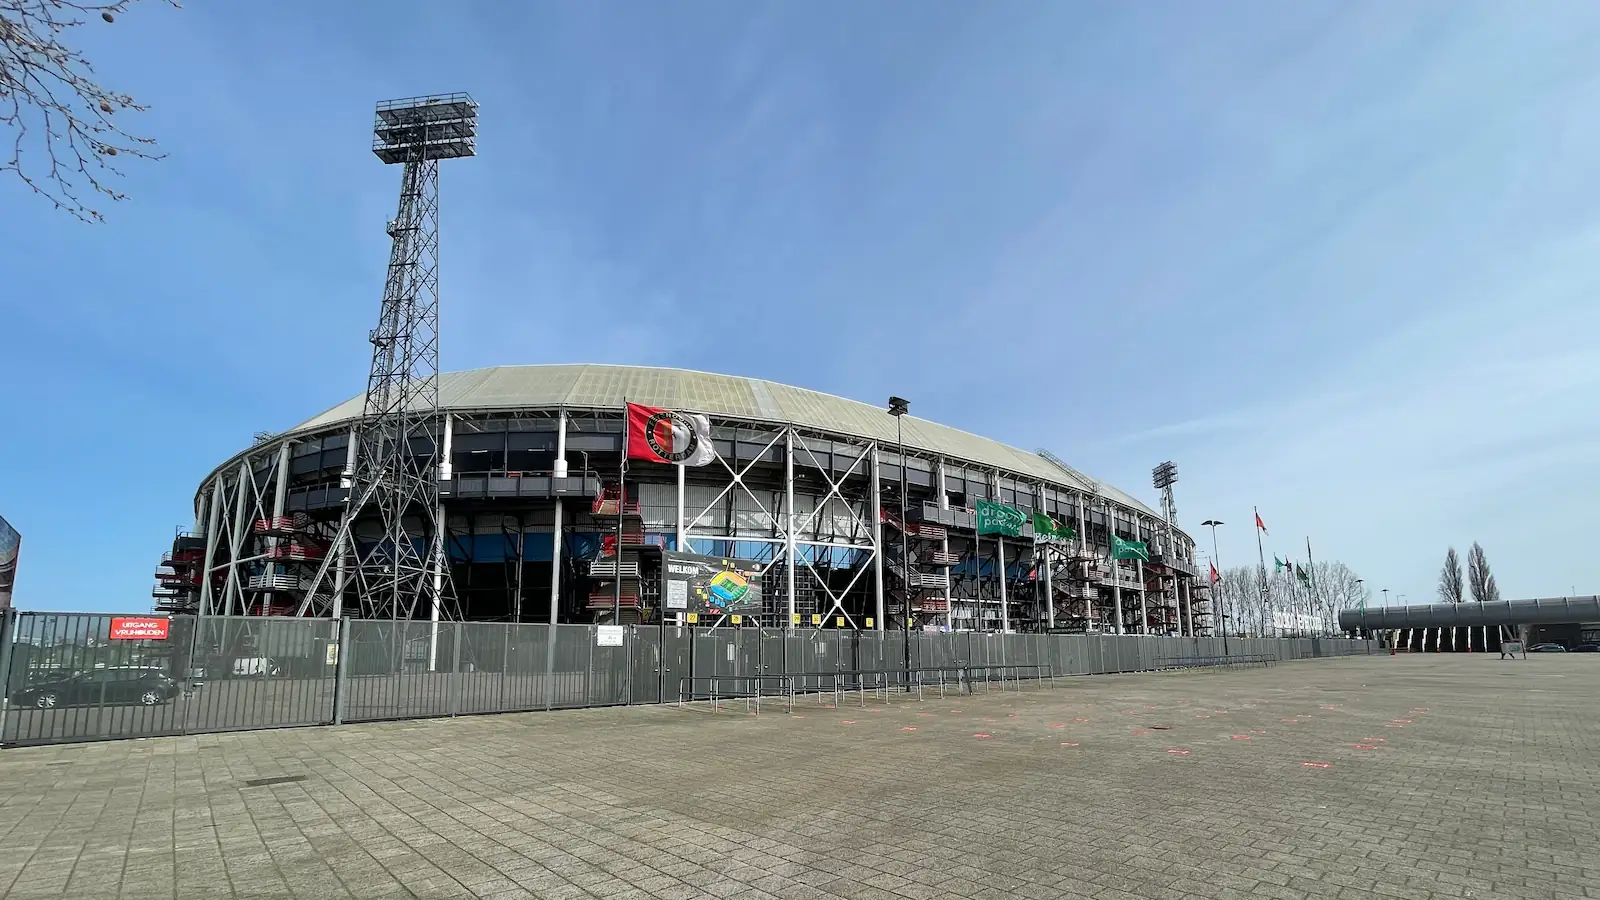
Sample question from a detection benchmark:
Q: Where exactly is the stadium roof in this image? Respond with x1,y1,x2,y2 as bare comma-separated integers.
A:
292,364,1163,520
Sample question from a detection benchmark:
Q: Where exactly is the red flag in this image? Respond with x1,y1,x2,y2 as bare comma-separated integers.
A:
1209,563,1220,584
1255,510,1268,535
625,402,714,466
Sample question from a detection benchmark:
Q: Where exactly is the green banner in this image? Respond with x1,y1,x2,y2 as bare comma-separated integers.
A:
1031,512,1075,544
1111,535,1149,561
975,501,1025,536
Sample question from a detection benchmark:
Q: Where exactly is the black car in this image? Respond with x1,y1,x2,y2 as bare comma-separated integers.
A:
1571,643,1600,653
1527,643,1567,653
8,667,180,709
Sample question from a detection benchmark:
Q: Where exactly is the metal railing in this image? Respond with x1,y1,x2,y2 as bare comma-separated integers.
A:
1,607,1377,748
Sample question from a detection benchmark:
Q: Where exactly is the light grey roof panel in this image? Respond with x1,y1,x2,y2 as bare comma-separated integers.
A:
287,364,1164,519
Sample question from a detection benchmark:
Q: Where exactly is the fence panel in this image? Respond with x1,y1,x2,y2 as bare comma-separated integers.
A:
1,613,339,747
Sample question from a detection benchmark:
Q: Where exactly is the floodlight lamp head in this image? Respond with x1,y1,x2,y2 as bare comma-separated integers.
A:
1151,460,1178,489
373,93,478,164
887,396,910,417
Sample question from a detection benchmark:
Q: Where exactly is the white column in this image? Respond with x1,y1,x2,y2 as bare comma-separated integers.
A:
998,534,1010,633
221,461,251,617
674,462,686,626
198,479,224,617
440,414,455,480
1110,501,1124,635
550,409,567,626
936,460,952,631
261,440,293,613
330,426,358,620
870,444,884,632
1039,483,1053,630
428,499,443,671
784,428,797,631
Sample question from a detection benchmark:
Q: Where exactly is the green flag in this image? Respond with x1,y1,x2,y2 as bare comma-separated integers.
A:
1031,512,1076,543
1296,565,1312,587
976,501,1025,536
1274,556,1289,573
1111,535,1149,561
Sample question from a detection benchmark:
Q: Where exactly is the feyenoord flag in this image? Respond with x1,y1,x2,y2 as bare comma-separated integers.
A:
625,402,715,467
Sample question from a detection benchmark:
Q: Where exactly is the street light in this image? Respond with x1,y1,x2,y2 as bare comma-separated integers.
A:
1381,587,1389,607
887,396,911,691
1200,519,1228,656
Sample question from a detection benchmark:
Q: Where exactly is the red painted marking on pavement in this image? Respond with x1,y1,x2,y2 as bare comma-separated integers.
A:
1167,748,1191,756
918,713,934,718
982,717,996,723
1231,735,1251,741
973,733,992,739
1214,710,1229,714
841,720,856,725
1007,713,1019,718
1060,741,1080,747
1049,723,1066,728
1320,705,1339,710
1352,744,1376,750
1280,718,1300,723
1144,705,1156,710
1195,714,1211,719
1131,729,1150,735
901,726,919,732
1073,717,1090,723
1410,708,1429,713
1391,718,1413,724
1302,762,1331,769
1362,737,1387,743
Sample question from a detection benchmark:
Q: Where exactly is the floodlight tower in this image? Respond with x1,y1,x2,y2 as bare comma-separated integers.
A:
1151,461,1180,634
302,94,477,622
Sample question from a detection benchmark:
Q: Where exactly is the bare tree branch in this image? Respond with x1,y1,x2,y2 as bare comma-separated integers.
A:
1437,547,1464,604
0,0,178,222
1467,542,1500,603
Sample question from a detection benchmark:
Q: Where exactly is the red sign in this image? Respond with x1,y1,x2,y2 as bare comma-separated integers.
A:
109,616,169,640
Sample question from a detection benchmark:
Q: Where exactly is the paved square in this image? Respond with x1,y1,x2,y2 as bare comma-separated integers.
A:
1,655,1595,899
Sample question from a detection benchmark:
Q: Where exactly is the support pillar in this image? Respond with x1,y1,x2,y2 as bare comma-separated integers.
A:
550,409,567,626
1110,500,1124,635
329,426,359,620
261,440,292,613
784,428,796,631
198,479,224,618
936,460,952,631
221,461,251,617
674,461,685,626
870,444,885,632
1039,483,1053,631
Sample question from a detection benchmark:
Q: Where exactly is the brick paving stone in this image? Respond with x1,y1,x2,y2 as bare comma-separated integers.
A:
0,655,1596,898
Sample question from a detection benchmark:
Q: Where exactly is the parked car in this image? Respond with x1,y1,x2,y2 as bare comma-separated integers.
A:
1571,643,1600,653
1527,643,1567,653
7,667,179,708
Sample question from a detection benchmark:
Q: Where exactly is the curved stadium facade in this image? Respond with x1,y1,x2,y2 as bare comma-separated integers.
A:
155,365,1207,635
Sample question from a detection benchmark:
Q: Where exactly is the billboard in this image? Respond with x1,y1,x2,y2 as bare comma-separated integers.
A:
0,514,17,610
661,551,764,616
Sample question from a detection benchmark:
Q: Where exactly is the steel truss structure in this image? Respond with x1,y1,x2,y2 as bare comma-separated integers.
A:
165,397,1206,644
304,94,477,623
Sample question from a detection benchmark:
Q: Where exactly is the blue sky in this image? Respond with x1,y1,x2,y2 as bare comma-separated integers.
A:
2,2,1597,612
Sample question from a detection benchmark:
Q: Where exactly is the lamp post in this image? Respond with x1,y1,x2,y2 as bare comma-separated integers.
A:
1348,578,1364,636
888,396,911,691
1381,587,1389,607
1201,519,1227,656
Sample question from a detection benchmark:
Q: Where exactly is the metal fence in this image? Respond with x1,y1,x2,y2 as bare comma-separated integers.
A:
0,608,1375,748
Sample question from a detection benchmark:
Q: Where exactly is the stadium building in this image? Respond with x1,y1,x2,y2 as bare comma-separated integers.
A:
155,365,1206,635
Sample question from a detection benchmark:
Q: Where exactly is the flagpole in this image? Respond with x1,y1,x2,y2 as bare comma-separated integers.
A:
1305,536,1320,636
1254,506,1271,637
616,399,626,624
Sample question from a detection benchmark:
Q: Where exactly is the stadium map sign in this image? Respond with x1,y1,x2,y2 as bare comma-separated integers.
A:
661,551,763,616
